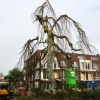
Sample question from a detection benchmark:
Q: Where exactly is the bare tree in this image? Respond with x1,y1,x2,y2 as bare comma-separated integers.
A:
19,0,98,90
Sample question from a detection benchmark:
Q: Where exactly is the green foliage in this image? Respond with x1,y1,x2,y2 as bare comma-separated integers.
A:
17,96,35,100
5,67,22,82
91,90,100,100
33,88,45,97
15,89,100,100
54,90,66,100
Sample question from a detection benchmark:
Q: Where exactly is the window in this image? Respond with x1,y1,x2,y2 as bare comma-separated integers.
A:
80,61,91,70
93,63,99,70
94,72,100,80
85,62,90,69
60,71,65,79
43,70,48,79
81,72,85,80
44,82,49,90
60,61,66,67
80,62,84,69
34,81,39,88
41,59,47,68
78,56,85,60
52,57,59,69
53,62,56,69
91,57,98,60
35,71,39,79
73,61,78,68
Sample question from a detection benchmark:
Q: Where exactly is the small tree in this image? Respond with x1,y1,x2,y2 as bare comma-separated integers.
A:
5,67,22,82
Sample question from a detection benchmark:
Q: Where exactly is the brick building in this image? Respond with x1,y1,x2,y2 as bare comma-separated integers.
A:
23,50,100,90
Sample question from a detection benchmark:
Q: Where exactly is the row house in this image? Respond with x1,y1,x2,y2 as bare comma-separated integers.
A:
68,53,100,81
23,50,100,90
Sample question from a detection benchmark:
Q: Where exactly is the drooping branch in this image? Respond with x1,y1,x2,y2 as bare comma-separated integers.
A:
22,36,38,56
52,32,81,51
17,36,39,67
32,0,96,54
75,41,99,54
35,14,92,53
51,15,84,34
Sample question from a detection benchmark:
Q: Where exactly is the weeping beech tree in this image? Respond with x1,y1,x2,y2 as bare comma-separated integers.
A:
19,0,98,90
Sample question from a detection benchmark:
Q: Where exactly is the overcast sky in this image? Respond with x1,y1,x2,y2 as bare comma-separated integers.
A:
0,0,100,75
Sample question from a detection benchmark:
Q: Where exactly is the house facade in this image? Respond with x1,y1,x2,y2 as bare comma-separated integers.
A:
0,73,4,82
23,50,100,90
68,53,100,82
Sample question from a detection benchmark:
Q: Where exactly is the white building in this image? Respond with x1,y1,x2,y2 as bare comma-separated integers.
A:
0,73,4,81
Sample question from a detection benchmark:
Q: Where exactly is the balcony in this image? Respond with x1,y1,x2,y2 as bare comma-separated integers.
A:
73,66,78,69
94,77,100,80
80,69,96,72
40,78,48,81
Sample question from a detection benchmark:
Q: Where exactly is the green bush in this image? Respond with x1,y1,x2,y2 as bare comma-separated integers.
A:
17,96,35,100
91,90,100,100
33,88,45,97
17,89,100,100
55,90,65,100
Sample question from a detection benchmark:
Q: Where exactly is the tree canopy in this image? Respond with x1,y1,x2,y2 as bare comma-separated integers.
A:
18,0,98,70
20,0,97,62
5,67,22,82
